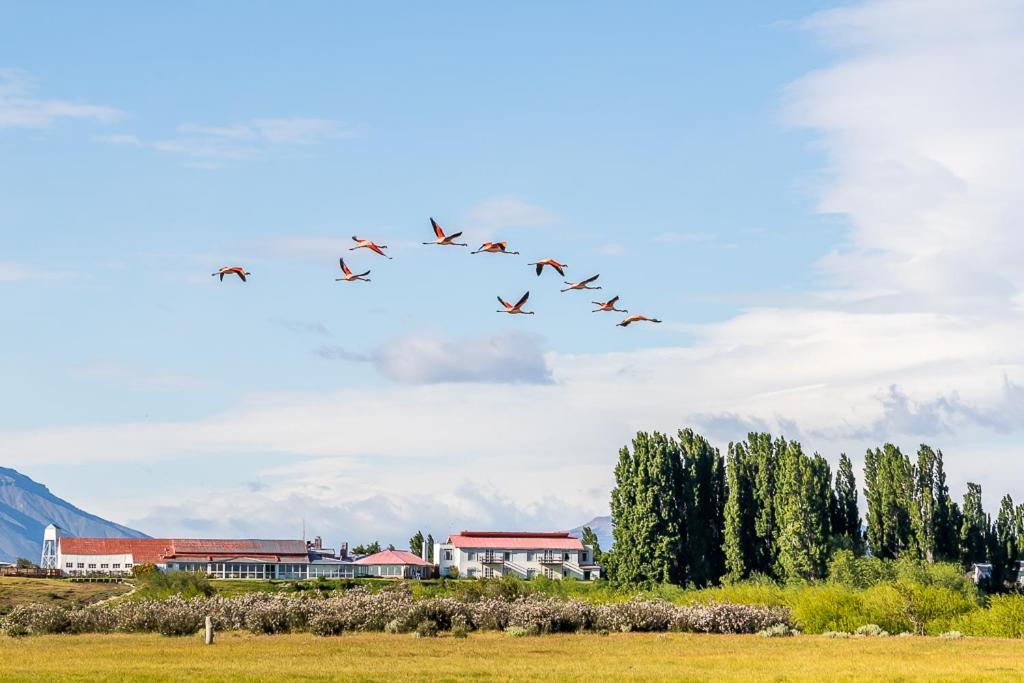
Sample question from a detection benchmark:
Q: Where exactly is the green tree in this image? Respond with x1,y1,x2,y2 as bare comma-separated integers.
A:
911,445,939,563
352,541,382,556
774,442,831,581
723,439,758,580
932,449,959,561
863,444,914,558
608,431,685,585
581,526,603,564
14,558,35,570
677,428,727,587
991,494,1019,590
409,530,425,556
426,534,435,562
832,453,861,549
752,434,782,576
959,483,987,566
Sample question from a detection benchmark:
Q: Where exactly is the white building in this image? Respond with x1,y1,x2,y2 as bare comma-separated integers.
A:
42,524,353,579
354,549,433,579
434,531,601,580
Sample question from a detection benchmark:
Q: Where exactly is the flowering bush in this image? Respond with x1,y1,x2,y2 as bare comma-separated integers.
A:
0,586,791,638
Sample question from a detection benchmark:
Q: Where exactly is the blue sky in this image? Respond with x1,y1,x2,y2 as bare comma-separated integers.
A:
3,1,1023,548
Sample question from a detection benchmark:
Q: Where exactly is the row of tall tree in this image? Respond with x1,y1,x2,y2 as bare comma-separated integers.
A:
607,428,1024,589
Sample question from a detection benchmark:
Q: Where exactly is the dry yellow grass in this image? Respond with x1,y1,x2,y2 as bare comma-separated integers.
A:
0,577,130,612
0,631,1023,682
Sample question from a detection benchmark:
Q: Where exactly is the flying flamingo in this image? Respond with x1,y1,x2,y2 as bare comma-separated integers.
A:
617,314,662,327
592,296,627,313
335,258,370,282
528,258,567,276
496,291,534,315
471,241,519,255
211,266,250,282
350,236,392,258
561,274,601,293
423,218,467,247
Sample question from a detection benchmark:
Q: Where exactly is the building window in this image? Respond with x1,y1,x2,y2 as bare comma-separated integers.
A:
527,552,534,562
504,552,511,561
100,564,109,569
444,549,452,561
77,563,85,569
113,564,120,569
88,563,96,569
563,553,569,561
65,562,72,568
467,551,474,561
544,567,554,579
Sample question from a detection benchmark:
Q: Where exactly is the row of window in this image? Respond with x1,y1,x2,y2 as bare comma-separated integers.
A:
461,551,575,562
66,562,131,570
470,567,557,579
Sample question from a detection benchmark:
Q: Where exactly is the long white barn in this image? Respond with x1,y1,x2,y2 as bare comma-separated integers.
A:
41,524,355,579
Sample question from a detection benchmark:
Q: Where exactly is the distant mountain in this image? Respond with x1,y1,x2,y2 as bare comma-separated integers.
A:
0,467,148,563
569,515,612,551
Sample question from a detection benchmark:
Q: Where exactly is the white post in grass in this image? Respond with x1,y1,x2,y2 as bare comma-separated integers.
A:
205,616,214,645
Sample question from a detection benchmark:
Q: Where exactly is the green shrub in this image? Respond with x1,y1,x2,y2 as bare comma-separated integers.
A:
953,595,1024,638
822,631,850,638
412,619,438,638
854,624,889,637
505,624,539,637
790,585,865,634
133,570,213,600
758,623,797,638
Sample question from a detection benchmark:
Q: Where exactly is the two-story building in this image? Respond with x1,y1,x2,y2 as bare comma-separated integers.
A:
434,531,601,580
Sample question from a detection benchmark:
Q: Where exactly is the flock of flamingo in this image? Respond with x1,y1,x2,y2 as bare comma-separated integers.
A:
212,218,662,327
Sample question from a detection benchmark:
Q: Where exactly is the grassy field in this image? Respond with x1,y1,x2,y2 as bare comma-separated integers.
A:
0,577,131,613
0,631,1022,682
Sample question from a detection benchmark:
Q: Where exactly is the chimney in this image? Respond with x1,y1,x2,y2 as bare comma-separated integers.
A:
421,536,429,562
340,542,348,560
314,536,322,550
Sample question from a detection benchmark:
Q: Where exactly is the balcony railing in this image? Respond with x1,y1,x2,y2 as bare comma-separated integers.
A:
480,553,505,563
538,554,566,564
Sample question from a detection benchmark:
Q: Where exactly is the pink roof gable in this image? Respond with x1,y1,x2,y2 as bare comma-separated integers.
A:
446,531,584,551
354,549,432,566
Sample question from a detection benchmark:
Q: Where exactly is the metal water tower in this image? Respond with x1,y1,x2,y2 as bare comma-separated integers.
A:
40,524,60,570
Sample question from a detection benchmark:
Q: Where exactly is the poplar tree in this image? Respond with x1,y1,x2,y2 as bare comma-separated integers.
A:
960,482,988,566
723,440,757,580
932,449,959,561
832,453,861,548
409,531,425,556
774,443,831,581
912,445,939,563
863,444,914,558
608,431,685,584
677,428,726,587
991,494,1019,590
752,433,781,576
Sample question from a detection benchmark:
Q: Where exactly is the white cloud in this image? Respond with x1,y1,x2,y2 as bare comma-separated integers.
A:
70,362,206,391
787,0,1024,312
97,117,357,162
318,329,554,385
0,69,122,129
0,261,76,282
465,196,558,238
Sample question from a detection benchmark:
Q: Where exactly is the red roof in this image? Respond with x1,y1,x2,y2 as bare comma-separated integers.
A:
354,549,432,566
447,531,584,550
59,537,309,564
58,538,175,565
